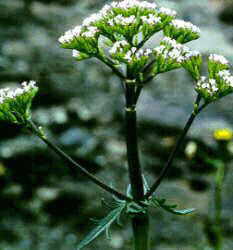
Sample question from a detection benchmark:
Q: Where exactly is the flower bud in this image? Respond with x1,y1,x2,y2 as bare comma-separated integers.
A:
180,50,202,80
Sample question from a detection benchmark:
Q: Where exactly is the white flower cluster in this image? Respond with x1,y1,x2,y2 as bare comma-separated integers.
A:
124,47,152,62
0,81,37,104
59,26,82,44
82,0,159,27
218,70,233,87
196,77,218,95
179,50,201,63
159,37,190,62
209,54,229,65
82,13,105,27
111,0,157,10
108,15,136,26
141,15,161,25
158,7,177,17
58,26,99,45
170,19,200,34
161,37,182,48
154,45,184,63
82,26,99,38
160,37,202,64
109,40,130,55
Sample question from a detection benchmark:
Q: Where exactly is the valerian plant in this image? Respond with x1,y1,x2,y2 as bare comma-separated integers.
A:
1,0,233,249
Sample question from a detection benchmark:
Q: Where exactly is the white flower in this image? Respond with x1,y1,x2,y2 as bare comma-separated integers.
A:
124,47,152,62
109,40,130,54
72,50,80,57
170,19,200,34
82,26,99,38
209,54,229,65
58,25,99,45
196,77,218,95
141,15,161,25
99,4,112,17
153,45,166,55
168,49,181,59
82,13,103,26
110,0,157,10
179,50,201,62
109,15,137,26
158,7,177,17
0,81,37,104
218,70,231,78
58,26,82,44
218,70,233,87
138,1,157,9
161,37,179,48
209,79,218,92
159,37,191,62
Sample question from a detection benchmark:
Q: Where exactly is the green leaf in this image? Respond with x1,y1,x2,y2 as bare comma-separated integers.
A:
77,204,125,249
150,198,195,216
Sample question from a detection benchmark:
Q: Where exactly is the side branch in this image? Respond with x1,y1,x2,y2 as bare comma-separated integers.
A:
27,120,131,202
144,95,202,199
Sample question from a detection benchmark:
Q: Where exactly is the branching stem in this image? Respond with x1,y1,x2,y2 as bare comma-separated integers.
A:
144,94,203,199
27,120,132,202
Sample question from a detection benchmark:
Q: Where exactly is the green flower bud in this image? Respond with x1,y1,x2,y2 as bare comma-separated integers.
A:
180,51,202,80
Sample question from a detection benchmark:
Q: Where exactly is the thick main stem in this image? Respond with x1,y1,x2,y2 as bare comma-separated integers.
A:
125,85,150,250
125,108,144,200
132,213,150,250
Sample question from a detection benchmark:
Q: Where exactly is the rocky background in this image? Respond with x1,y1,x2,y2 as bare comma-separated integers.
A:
0,0,233,249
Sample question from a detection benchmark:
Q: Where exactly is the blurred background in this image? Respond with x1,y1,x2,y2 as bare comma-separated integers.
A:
0,0,233,249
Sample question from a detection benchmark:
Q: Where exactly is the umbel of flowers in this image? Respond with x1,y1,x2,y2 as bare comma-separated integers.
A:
58,0,233,104
58,0,201,81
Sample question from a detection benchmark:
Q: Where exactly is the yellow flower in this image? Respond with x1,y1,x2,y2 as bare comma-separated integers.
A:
213,128,233,141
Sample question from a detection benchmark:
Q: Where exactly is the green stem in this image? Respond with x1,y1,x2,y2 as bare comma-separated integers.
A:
125,108,144,200
214,162,225,250
27,120,132,202
132,213,150,250
125,85,150,250
144,94,202,199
